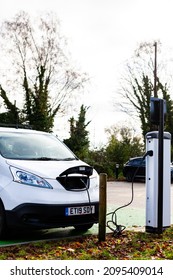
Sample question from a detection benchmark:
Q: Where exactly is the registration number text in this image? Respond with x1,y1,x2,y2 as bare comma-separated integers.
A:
65,205,95,216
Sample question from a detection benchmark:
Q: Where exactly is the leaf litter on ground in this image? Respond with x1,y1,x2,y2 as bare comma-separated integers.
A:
0,225,173,260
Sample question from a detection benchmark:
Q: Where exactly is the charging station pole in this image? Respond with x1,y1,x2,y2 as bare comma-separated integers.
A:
157,99,164,233
146,98,171,233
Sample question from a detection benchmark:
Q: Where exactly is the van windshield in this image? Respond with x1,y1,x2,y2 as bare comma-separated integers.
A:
0,132,77,160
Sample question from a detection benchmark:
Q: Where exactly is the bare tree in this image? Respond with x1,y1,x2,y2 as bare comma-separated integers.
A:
0,11,88,131
116,41,173,140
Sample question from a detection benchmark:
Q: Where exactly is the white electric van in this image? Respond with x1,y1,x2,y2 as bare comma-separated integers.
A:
0,127,99,237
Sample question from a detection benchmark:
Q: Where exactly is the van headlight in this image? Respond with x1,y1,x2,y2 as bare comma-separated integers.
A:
10,167,52,189
90,170,99,188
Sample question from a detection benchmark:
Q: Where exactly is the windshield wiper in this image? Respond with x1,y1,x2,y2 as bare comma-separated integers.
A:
30,157,61,161
29,157,77,161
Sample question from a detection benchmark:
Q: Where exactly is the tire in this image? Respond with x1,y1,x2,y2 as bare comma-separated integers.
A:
0,201,6,238
126,172,133,182
74,223,94,232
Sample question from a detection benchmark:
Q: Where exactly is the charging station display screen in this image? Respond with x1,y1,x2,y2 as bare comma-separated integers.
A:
150,97,166,125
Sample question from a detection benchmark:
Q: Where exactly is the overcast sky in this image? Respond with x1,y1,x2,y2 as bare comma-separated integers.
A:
1,0,173,147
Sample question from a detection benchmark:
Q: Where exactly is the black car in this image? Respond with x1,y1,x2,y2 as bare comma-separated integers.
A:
123,156,173,182
123,157,145,182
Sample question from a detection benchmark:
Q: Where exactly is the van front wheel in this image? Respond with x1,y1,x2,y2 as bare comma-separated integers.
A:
0,201,6,238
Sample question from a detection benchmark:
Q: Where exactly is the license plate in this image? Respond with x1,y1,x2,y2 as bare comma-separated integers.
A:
65,205,95,216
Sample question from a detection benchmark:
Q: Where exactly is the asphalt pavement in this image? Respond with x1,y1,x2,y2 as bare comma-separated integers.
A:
106,181,146,231
106,180,173,231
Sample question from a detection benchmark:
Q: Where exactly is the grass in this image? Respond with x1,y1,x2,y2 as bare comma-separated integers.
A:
0,225,173,260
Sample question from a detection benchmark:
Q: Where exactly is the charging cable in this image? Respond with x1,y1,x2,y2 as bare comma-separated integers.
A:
106,150,153,236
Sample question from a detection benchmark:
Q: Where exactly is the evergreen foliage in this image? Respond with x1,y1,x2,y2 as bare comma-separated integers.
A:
64,105,90,160
87,126,144,178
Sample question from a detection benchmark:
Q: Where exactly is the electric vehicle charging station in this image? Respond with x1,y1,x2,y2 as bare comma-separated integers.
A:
146,131,171,233
145,97,171,233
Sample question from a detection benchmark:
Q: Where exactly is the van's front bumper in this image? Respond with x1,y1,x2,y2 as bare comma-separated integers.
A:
5,202,99,229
